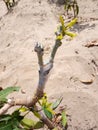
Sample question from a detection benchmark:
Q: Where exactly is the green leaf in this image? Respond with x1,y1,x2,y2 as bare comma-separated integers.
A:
19,106,28,112
43,107,53,120
0,98,7,102
0,122,12,130
33,111,41,119
0,118,20,130
34,121,44,129
42,94,47,107
52,97,63,110
45,102,52,108
0,87,20,102
65,18,77,30
61,111,67,128
76,4,79,16
59,16,65,36
21,119,44,129
0,114,11,122
0,110,23,130
38,93,47,107
46,107,55,115
13,127,21,130
52,128,58,130
65,31,77,38
11,111,23,124
21,118,35,129
56,34,63,40
59,16,65,28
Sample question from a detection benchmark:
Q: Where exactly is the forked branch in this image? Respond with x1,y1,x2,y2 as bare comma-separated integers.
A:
0,40,62,129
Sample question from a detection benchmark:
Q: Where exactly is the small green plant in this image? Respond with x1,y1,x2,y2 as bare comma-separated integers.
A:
0,88,66,130
3,0,15,10
64,0,79,18
0,16,77,130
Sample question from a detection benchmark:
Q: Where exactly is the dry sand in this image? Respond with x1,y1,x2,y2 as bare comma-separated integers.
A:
0,0,98,130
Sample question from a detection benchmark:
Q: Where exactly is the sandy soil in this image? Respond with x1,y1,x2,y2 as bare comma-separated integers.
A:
0,0,98,130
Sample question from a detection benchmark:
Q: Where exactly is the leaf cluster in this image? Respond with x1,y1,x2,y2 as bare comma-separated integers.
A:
3,0,15,10
64,0,79,18
0,87,67,130
55,16,77,41
0,87,20,108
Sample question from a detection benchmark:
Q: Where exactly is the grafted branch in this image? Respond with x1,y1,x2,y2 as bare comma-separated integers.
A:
32,40,62,105
50,39,62,62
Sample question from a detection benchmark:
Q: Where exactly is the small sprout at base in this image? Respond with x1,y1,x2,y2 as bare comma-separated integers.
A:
19,106,28,113
61,111,67,128
52,97,63,110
